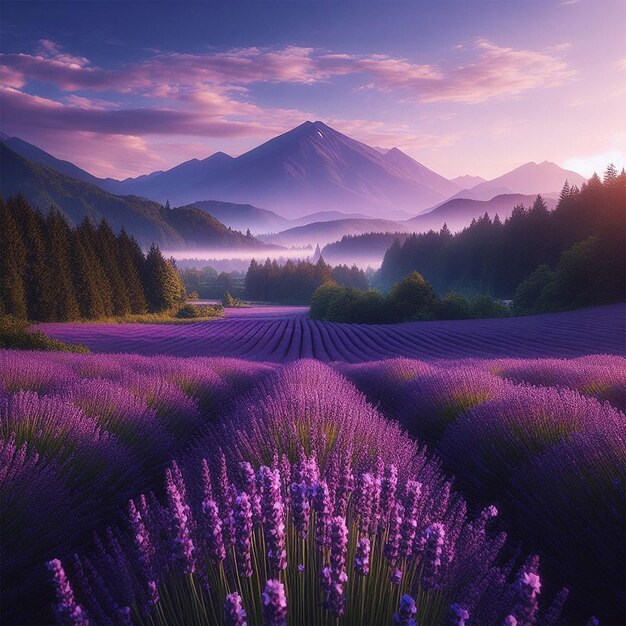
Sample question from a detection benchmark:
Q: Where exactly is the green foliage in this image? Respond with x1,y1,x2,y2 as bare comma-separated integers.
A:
387,272,438,321
175,303,223,319
311,274,510,324
0,197,28,318
245,256,367,304
0,315,89,352
144,245,186,313
515,235,626,315
437,293,473,320
512,265,555,315
379,165,626,302
222,291,244,307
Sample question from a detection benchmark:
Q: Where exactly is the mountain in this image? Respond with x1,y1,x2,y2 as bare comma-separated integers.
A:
178,200,290,234
381,147,461,198
406,193,557,232
258,217,411,248
451,175,486,188
0,142,267,250
450,161,585,201
108,121,457,216
288,210,373,228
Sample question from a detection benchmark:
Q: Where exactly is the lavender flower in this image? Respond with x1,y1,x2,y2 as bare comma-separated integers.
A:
311,480,332,547
259,466,287,572
384,502,404,563
325,516,349,616
290,480,310,539
262,579,287,626
448,603,469,626
390,567,403,585
421,523,445,590
512,559,541,626
234,491,254,577
225,592,248,626
355,472,375,536
165,468,195,574
393,594,417,626
239,461,262,523
47,559,90,626
400,480,421,558
354,537,371,575
201,498,226,563
217,450,235,549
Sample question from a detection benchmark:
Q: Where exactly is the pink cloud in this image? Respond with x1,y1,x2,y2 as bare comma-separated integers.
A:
0,39,573,104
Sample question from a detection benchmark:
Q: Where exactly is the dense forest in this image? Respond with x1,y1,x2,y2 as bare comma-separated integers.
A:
379,166,625,302
0,195,186,321
245,257,368,304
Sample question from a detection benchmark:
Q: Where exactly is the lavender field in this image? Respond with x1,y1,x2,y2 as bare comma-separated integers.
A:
1,320,624,625
39,304,624,360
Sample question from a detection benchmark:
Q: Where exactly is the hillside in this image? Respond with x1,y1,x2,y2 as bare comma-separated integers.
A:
0,143,266,250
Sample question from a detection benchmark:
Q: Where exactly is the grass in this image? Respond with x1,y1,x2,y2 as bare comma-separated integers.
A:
0,316,89,353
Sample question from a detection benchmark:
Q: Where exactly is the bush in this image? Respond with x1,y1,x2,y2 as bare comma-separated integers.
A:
387,272,438,321
175,304,223,319
468,295,511,319
438,293,473,320
0,316,89,353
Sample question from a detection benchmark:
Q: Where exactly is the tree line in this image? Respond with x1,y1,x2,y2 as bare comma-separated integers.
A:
245,257,368,304
0,195,186,321
378,166,626,303
310,272,510,324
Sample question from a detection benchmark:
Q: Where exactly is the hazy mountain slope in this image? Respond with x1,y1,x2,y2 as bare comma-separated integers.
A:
259,217,410,248
451,174,486,188
450,162,585,201
407,193,557,232
179,200,290,234
382,147,460,197
0,143,266,250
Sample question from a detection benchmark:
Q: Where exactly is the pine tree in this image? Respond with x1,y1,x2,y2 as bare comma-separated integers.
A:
117,229,148,314
7,196,55,321
0,197,28,318
144,244,185,312
77,220,114,316
71,231,107,319
46,210,80,321
95,220,131,316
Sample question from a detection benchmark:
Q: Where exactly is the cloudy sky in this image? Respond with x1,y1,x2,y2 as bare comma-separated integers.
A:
1,0,624,179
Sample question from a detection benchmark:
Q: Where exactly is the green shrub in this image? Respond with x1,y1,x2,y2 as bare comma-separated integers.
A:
0,316,89,353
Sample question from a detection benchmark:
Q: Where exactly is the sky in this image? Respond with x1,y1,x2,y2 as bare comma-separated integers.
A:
1,0,625,180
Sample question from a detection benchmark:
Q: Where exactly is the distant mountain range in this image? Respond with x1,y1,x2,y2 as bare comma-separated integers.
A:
1,123,587,253
0,142,269,251
259,193,558,248
447,161,585,203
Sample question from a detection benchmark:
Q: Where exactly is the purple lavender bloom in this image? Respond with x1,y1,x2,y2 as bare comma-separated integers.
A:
400,480,422,558
448,603,469,626
334,457,354,517
201,498,226,563
512,563,542,626
311,480,332,547
217,450,235,549
390,567,403,585
290,480,310,539
503,617,518,626
234,491,254,577
325,516,349,617
421,523,445,590
586,618,600,626
165,468,195,575
354,537,371,575
47,559,90,626
128,499,159,604
380,464,398,525
262,579,287,626
239,461,262,523
355,472,374,536
393,593,417,626
225,592,248,626
259,466,287,572
384,502,404,563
